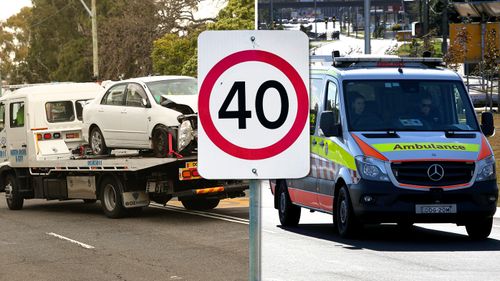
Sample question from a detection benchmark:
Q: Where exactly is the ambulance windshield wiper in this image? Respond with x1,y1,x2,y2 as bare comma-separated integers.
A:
362,130,400,138
444,130,476,139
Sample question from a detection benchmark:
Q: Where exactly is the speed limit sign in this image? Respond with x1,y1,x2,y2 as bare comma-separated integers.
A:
197,30,309,179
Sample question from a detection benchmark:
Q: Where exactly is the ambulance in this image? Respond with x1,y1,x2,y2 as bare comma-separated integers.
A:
271,56,497,239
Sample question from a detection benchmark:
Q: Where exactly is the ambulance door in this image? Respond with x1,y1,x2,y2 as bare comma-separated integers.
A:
287,77,323,210
317,78,340,213
0,102,7,162
7,99,28,166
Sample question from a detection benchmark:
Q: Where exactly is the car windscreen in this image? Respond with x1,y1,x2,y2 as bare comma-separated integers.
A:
343,80,479,132
45,101,75,123
146,79,197,104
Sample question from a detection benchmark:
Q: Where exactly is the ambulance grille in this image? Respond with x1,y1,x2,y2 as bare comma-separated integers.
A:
391,162,475,187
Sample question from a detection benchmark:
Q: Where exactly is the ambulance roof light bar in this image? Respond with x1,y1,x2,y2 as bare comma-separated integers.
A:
332,54,445,69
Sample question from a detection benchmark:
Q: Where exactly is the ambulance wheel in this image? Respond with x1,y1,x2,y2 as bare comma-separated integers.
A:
466,217,493,240
90,127,109,155
335,186,359,238
100,177,127,218
5,174,23,210
152,125,173,158
181,198,220,210
83,199,97,204
277,181,301,227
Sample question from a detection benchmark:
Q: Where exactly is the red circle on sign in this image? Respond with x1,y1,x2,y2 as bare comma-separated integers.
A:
198,50,308,160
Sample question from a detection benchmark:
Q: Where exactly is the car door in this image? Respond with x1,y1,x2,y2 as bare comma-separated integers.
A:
121,83,150,147
0,102,8,162
317,78,341,213
287,77,324,210
7,99,28,167
97,84,126,146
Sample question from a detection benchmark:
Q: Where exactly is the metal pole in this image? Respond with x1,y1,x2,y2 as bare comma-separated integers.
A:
364,0,371,54
91,0,99,80
314,0,317,38
441,0,448,53
249,179,261,281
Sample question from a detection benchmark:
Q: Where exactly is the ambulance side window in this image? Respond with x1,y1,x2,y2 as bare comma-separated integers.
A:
310,78,323,134
0,103,4,131
325,80,340,125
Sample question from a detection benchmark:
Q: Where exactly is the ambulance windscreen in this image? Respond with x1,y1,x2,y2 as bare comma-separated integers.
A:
343,80,479,132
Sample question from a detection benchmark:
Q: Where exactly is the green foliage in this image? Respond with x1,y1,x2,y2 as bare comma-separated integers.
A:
151,0,255,78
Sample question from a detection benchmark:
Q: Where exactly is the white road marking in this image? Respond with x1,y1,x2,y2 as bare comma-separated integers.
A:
149,203,249,225
46,232,95,249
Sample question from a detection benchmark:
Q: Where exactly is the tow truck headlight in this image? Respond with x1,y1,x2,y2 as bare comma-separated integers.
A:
178,120,195,152
476,155,496,182
355,156,390,182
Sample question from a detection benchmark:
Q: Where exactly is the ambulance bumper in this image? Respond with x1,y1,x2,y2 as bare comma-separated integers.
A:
349,179,498,224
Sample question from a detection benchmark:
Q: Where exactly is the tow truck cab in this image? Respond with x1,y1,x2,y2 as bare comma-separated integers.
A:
272,56,497,240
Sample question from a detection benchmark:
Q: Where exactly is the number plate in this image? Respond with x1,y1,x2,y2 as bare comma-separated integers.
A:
415,204,457,214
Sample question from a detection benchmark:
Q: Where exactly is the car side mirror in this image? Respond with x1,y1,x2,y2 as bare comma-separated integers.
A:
142,98,150,108
481,111,495,137
319,111,342,137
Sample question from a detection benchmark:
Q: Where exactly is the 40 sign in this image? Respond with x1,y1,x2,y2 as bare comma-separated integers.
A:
197,31,310,179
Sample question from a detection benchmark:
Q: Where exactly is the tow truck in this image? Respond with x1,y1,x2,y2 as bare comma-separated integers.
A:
0,83,248,218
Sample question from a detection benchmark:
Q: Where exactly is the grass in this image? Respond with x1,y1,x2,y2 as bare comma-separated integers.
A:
395,40,443,57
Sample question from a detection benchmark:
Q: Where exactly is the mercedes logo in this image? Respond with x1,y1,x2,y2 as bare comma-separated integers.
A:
427,164,445,181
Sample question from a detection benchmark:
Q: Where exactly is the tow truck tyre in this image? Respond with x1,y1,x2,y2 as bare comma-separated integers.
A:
4,174,23,210
90,127,109,155
100,177,127,218
152,125,172,158
181,198,220,210
335,186,359,238
465,217,493,240
277,181,301,227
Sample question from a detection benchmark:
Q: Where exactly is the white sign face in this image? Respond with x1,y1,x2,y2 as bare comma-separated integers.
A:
197,30,309,179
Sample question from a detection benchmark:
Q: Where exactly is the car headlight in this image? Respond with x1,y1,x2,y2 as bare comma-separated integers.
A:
355,156,390,182
178,120,195,152
476,155,496,182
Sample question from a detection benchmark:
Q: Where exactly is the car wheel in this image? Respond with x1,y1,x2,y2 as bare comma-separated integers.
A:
90,127,109,155
181,198,220,210
4,174,23,210
466,217,493,240
152,125,175,158
100,177,127,218
335,186,359,238
277,181,301,227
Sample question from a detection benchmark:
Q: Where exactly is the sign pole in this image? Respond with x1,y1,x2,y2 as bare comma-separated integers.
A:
249,179,261,281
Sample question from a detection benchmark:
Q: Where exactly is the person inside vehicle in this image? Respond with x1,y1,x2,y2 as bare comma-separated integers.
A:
418,96,440,125
349,92,381,129
16,104,24,126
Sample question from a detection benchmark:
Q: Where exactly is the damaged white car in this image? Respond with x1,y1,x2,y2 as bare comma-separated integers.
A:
82,76,198,157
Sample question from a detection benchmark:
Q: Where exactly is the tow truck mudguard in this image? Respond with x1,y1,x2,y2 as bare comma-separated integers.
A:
349,179,498,224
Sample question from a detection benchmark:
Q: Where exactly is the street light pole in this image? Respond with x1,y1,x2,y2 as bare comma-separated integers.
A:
79,0,99,80
364,0,371,54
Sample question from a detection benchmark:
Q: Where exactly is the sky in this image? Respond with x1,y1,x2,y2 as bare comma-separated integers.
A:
0,0,224,22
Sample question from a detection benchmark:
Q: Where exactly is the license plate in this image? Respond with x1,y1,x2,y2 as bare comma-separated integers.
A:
415,204,457,214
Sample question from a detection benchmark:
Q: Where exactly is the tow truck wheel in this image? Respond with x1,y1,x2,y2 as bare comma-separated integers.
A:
181,198,220,210
5,174,23,210
152,125,174,158
335,186,359,238
465,217,493,240
100,177,127,218
277,181,301,227
90,127,109,155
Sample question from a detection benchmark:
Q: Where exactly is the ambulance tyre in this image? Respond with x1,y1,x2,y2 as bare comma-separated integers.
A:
100,176,127,219
181,198,220,210
465,217,493,240
5,174,23,210
335,186,359,238
277,181,301,227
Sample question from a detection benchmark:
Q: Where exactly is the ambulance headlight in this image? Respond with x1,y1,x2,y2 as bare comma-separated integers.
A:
178,120,195,152
476,155,496,182
355,156,390,182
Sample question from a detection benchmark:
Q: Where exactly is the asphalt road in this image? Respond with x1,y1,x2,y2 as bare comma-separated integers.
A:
260,181,500,281
0,194,249,281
